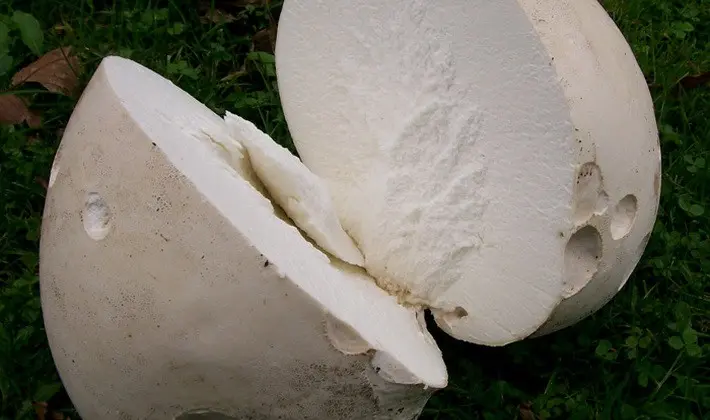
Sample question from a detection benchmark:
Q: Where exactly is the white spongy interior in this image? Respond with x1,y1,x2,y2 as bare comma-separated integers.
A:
275,0,578,344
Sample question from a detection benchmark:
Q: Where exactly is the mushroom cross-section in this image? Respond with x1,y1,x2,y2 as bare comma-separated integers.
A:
39,56,446,420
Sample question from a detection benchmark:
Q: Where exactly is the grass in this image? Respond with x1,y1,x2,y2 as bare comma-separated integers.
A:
0,0,708,418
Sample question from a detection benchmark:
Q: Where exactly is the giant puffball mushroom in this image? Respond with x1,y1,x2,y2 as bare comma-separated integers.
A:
275,0,661,344
39,56,446,420
39,0,663,418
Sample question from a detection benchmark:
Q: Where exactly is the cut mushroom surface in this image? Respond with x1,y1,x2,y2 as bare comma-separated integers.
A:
39,56,445,420
275,0,660,343
276,0,578,345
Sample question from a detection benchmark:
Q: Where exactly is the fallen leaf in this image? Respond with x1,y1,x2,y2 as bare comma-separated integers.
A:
33,401,71,420
0,94,41,127
680,72,710,90
252,23,277,54
519,402,537,420
27,111,42,128
35,176,48,190
11,47,82,97
251,6,278,54
33,402,48,419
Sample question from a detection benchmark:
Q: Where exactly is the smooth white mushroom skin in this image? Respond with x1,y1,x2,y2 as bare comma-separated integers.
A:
275,0,660,344
223,111,365,266
518,0,661,336
39,56,446,420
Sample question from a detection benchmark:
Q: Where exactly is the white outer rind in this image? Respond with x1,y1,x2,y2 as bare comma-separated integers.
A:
39,57,445,420
276,0,578,345
517,0,661,335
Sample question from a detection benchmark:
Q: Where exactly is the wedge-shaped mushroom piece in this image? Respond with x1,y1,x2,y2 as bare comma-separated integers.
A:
223,111,364,267
39,56,446,420
275,0,661,344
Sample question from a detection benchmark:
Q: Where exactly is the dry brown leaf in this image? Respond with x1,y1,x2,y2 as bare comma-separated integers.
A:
33,402,48,419
0,94,41,127
33,401,71,420
519,402,537,420
252,6,278,53
36,176,49,190
51,411,67,420
27,113,42,128
0,95,31,125
252,23,278,54
11,47,82,97
680,72,710,90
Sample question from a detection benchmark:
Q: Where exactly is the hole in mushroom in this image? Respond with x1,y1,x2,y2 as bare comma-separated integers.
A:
572,162,605,224
452,306,468,318
563,225,602,298
610,194,638,240
82,192,112,241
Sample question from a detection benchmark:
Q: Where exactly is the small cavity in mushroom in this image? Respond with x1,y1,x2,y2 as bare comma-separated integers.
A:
572,162,607,224
610,194,638,240
82,192,112,241
563,225,602,298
